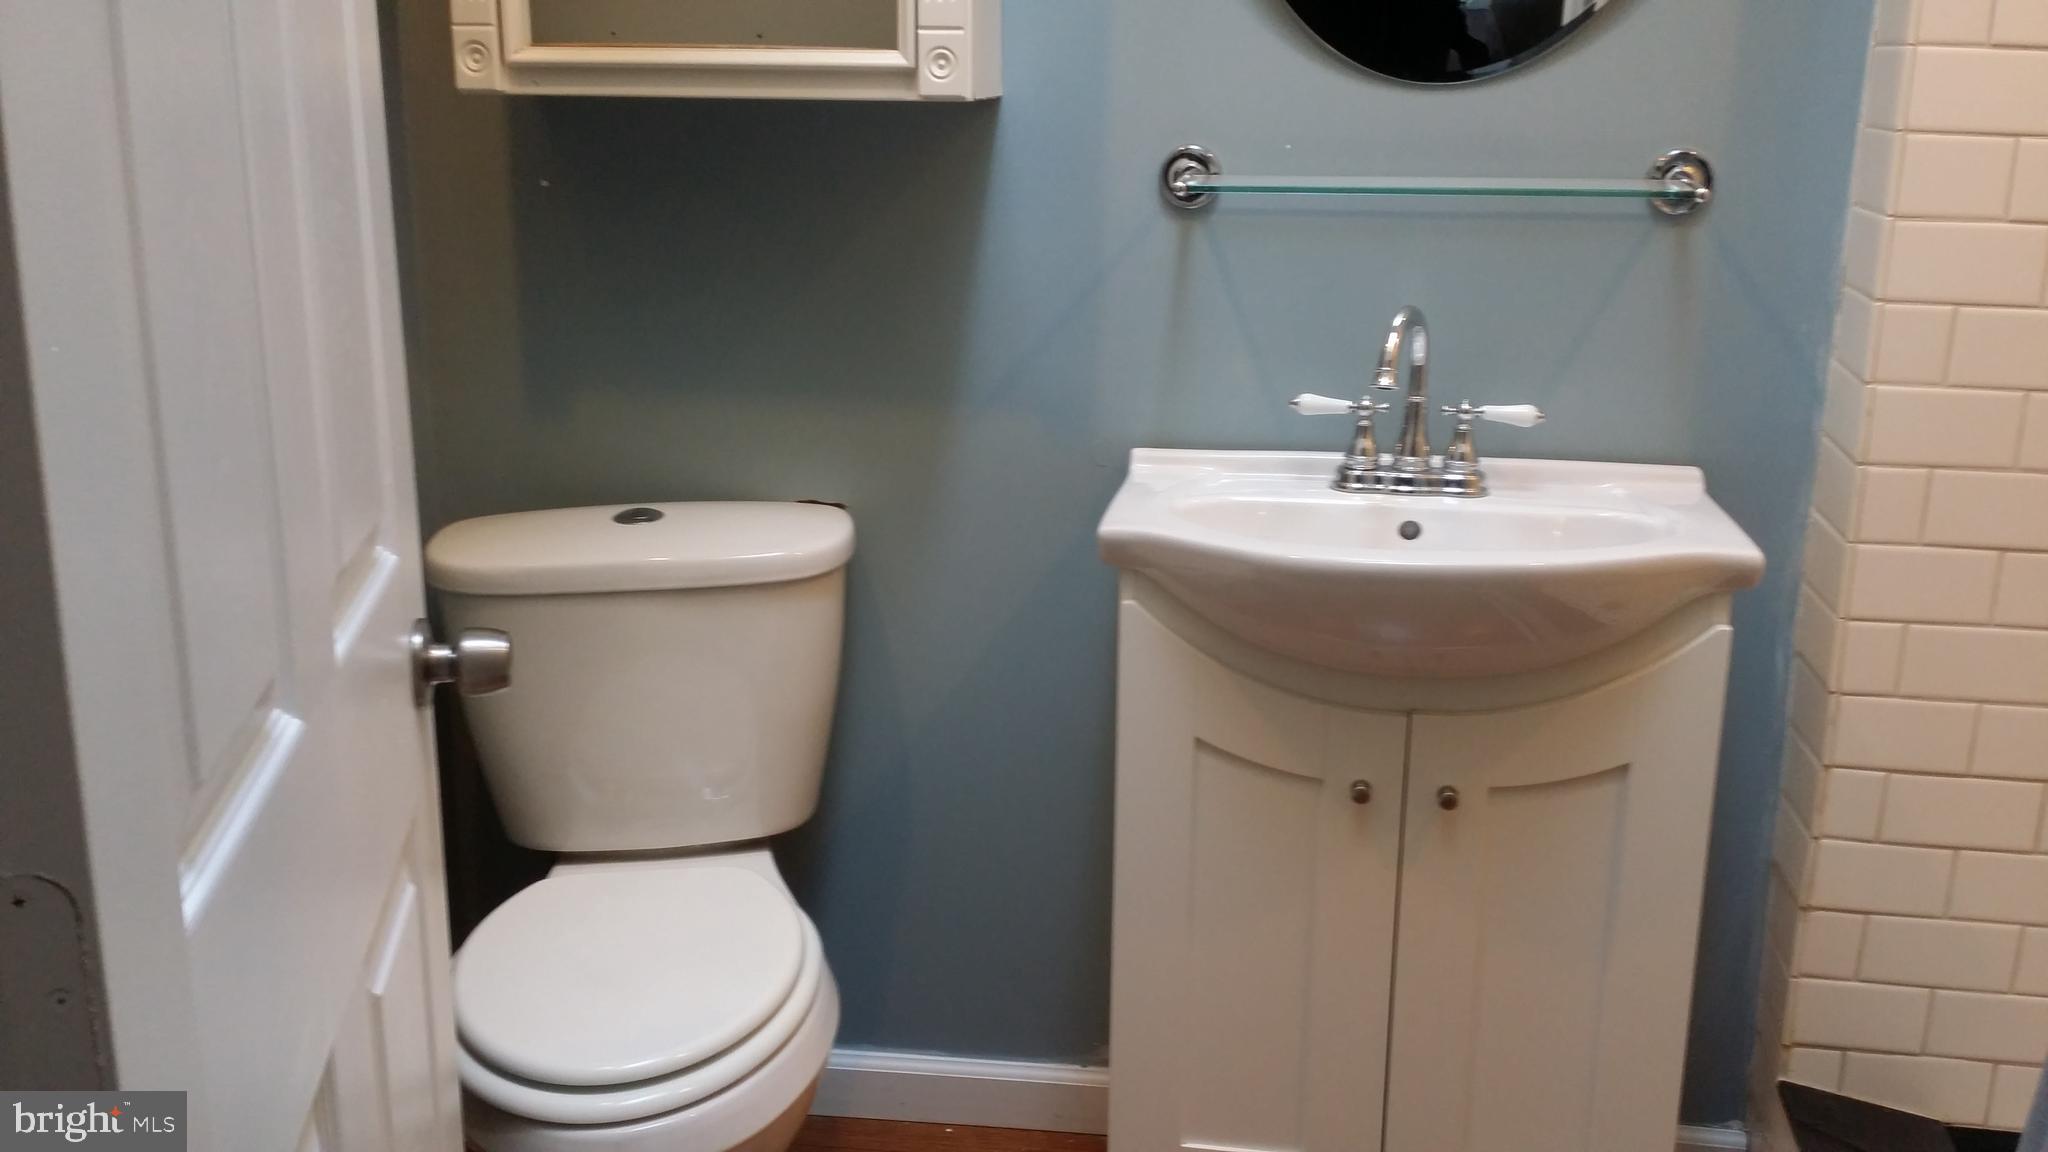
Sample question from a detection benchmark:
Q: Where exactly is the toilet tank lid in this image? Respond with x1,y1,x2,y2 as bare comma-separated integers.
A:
426,501,854,595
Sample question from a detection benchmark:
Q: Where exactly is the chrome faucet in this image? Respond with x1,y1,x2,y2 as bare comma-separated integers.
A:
1292,306,1545,498
1380,305,1433,473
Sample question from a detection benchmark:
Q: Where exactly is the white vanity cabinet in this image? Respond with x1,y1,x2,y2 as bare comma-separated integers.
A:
1109,579,1734,1152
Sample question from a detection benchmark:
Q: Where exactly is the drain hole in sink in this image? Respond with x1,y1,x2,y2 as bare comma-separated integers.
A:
1398,520,1422,541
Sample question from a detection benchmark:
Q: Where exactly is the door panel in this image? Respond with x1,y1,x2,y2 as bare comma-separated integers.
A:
329,823,459,1152
1385,628,1731,1152
298,1078,340,1152
369,877,438,1151
291,0,395,572
1,0,458,1146
1110,600,1403,1152
112,0,291,811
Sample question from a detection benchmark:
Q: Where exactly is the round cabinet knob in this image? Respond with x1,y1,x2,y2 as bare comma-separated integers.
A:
1349,780,1372,805
1437,785,1461,811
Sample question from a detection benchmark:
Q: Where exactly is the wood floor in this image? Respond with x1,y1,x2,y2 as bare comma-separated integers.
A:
790,1117,1106,1151
469,1115,1101,1152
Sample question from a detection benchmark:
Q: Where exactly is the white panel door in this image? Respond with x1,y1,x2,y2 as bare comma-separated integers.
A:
1109,600,1404,1152
0,0,459,1148
1384,629,1732,1152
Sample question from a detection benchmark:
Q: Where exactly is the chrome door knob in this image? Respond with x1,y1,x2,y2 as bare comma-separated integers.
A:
410,618,512,704
1350,780,1373,805
1437,785,1460,811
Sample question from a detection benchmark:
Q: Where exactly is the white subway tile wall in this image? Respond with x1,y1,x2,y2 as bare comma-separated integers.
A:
1995,0,2048,48
1925,991,2048,1064
1863,386,2027,466
1922,471,2048,549
1785,1047,1847,1090
1825,360,1871,457
1975,706,2048,777
1808,840,1954,916
1997,556,2048,627
2016,929,2048,995
1948,307,2048,386
1898,625,2048,704
1840,1052,1995,1122
1819,767,1889,840
1844,545,2000,622
1854,466,1931,542
1798,911,1869,980
1949,852,2048,925
2022,393,2048,465
1784,734,1825,825
1879,775,2044,850
1873,302,1959,378
1757,1,2048,1135
1991,1063,2045,1128
1790,979,1933,1052
1858,916,2020,992
1829,695,1976,773
1917,0,1995,46
1837,621,1908,694
1814,438,1860,534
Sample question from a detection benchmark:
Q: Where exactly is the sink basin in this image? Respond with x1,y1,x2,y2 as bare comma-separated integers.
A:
1098,449,1764,678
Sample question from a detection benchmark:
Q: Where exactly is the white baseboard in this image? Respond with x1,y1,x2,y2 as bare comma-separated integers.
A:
813,1048,1110,1135
1676,1123,1750,1151
814,1047,1749,1150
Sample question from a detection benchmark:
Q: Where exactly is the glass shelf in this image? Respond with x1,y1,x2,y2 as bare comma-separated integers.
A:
1181,175,1699,202
1160,147,1715,217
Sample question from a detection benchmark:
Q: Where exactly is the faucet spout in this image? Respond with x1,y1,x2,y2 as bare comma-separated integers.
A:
1293,308,1540,498
1377,306,1431,471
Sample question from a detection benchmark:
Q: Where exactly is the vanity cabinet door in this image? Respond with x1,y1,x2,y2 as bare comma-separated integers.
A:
1382,628,1732,1152
1110,602,1406,1152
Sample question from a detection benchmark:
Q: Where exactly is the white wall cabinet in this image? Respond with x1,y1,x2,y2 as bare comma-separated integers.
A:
450,0,1000,100
1109,580,1733,1152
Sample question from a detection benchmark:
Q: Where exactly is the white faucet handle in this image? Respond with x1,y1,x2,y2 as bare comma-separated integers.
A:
1475,404,1545,427
1291,393,1360,416
1293,393,1391,417
1443,401,1546,428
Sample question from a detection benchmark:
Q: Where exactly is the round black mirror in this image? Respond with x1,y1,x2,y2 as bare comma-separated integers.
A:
1282,0,1620,85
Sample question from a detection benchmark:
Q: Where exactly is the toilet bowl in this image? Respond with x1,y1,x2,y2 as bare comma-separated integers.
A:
425,502,856,1152
455,852,839,1152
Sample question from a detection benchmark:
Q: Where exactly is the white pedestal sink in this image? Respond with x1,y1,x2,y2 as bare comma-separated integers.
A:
1099,447,1768,1152
1098,448,1764,678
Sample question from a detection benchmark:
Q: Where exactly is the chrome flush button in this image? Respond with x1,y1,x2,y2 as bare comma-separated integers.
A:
613,507,664,524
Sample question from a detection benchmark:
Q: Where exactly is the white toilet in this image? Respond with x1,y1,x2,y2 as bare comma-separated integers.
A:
424,501,855,1152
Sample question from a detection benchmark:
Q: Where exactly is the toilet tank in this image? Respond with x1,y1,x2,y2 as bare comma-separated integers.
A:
425,502,854,853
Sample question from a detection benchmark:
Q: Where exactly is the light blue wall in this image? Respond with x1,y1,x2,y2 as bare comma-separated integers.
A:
388,0,1871,1122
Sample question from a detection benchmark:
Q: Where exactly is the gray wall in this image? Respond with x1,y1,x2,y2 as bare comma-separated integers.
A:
386,0,1871,1122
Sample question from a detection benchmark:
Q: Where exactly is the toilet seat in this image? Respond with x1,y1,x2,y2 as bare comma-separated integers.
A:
463,970,839,1152
458,866,805,1087
456,866,824,1126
